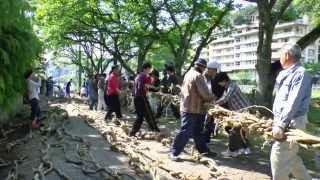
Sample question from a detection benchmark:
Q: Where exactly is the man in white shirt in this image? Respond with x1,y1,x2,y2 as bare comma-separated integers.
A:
271,44,312,180
25,70,42,128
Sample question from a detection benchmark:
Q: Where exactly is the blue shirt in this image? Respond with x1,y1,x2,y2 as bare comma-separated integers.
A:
273,63,312,129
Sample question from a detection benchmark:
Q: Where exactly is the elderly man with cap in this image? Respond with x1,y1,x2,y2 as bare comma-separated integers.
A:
270,43,312,180
203,60,225,144
170,58,216,161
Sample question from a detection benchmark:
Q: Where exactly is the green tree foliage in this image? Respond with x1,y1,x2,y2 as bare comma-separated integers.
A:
146,44,175,70
232,5,256,25
279,5,301,23
294,0,320,50
294,0,320,24
250,0,293,107
36,0,158,75
232,4,299,25
148,0,233,75
0,0,41,108
36,0,110,76
36,0,233,76
304,63,320,75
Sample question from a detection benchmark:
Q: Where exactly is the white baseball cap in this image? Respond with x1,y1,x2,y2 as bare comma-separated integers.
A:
207,59,220,71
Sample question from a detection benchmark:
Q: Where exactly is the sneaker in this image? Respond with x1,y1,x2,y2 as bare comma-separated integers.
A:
221,150,239,157
238,148,246,155
244,148,251,155
112,119,121,126
169,154,180,162
203,151,217,158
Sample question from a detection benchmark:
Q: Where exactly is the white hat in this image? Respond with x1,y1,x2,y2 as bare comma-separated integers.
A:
207,60,220,71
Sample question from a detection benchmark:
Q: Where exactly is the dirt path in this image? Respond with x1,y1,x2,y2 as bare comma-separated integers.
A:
1,97,319,180
0,98,150,180
59,99,272,180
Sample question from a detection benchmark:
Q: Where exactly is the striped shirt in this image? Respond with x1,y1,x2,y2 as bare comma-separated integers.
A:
216,81,250,111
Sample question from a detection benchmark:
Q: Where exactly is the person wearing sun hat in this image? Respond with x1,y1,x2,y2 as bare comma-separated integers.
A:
170,58,216,161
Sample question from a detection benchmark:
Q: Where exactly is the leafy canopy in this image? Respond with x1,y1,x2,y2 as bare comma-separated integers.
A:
0,0,41,109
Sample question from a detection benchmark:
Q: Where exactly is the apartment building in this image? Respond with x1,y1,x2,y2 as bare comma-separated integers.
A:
200,12,319,73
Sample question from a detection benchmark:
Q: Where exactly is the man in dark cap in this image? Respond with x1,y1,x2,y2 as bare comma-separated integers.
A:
170,59,216,161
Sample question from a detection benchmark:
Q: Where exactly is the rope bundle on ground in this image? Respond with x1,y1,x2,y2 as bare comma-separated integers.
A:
3,104,140,180
208,105,320,149
146,92,320,150
85,114,223,180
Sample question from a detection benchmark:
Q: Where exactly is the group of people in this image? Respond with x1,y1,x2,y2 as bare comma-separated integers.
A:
170,43,313,180
45,77,72,98
127,43,313,180
170,58,252,160
84,65,123,120
123,59,252,157
82,62,182,137
25,43,314,180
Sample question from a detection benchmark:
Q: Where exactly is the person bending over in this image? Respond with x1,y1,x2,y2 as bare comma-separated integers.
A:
214,72,251,157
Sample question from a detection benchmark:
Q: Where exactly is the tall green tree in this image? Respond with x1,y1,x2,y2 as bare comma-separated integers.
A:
232,4,299,25
295,0,320,50
247,0,293,106
147,0,233,75
0,0,41,109
36,0,112,76
232,5,256,25
36,0,159,75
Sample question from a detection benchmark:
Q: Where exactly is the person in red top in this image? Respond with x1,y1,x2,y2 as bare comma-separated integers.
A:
105,65,122,120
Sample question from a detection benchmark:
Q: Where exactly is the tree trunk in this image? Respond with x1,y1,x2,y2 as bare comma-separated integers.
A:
78,66,82,91
78,46,82,90
182,40,206,77
256,26,274,107
115,54,135,75
137,52,145,73
137,40,154,73
175,52,187,77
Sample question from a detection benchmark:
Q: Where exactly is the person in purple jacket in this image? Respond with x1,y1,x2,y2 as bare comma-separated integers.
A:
129,63,160,136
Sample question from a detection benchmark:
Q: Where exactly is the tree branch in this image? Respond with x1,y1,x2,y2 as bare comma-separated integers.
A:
272,0,293,26
182,0,233,77
297,25,320,50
